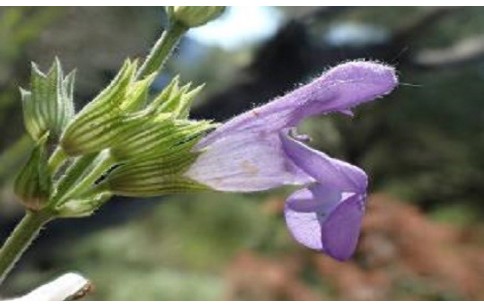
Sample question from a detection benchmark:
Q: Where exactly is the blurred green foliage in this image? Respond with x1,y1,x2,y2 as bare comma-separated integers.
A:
7,192,295,299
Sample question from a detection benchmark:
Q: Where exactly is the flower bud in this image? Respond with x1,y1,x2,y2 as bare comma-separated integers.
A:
21,58,75,142
166,6,225,28
14,134,52,210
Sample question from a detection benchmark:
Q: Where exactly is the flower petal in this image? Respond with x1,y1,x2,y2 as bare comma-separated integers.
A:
196,61,397,150
321,193,366,261
284,184,366,260
286,183,342,213
284,186,329,251
185,131,312,192
280,132,367,193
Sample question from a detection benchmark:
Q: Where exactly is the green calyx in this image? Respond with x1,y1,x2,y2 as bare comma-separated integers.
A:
14,134,52,211
59,60,212,157
17,59,215,211
59,59,142,156
60,65,216,157
14,14,222,214
21,58,75,142
165,6,225,28
103,140,209,197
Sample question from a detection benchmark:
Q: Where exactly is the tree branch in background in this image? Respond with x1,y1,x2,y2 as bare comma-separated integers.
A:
413,36,484,69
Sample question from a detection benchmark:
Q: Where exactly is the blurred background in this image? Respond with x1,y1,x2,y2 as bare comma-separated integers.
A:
0,6,483,300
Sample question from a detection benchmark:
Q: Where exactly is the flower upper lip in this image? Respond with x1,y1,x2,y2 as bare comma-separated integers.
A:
195,60,398,151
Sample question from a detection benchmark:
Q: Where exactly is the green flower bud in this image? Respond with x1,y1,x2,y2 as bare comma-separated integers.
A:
14,134,52,210
61,67,212,159
166,6,225,28
21,58,75,142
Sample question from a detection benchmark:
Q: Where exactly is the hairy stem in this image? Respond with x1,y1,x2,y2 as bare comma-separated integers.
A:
0,210,54,285
136,22,188,80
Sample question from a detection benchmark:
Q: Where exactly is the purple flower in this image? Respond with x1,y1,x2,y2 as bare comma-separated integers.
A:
185,61,398,260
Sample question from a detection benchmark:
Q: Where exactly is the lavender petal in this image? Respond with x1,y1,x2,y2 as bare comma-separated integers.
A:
185,131,312,191
280,132,367,193
196,61,397,150
320,193,366,261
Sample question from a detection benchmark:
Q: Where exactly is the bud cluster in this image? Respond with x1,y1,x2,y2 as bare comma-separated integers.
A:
15,58,215,216
13,6,224,218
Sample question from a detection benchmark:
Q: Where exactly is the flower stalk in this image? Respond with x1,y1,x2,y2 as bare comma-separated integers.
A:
53,151,114,205
136,21,188,80
47,146,68,175
0,210,54,285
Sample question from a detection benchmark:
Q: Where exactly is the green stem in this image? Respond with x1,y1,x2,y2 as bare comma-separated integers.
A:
0,210,54,285
48,146,68,175
55,151,114,205
136,22,188,80
54,153,98,196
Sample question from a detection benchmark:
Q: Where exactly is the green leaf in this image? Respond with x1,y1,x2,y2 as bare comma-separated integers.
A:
13,133,52,210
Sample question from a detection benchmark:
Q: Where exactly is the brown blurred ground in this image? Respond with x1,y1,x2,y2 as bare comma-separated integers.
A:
226,194,484,300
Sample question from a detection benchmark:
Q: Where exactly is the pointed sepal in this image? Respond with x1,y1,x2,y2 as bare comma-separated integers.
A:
151,77,204,118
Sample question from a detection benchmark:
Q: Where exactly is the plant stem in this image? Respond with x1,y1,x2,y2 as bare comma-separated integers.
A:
48,146,68,175
0,210,54,285
55,151,114,206
136,22,188,80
